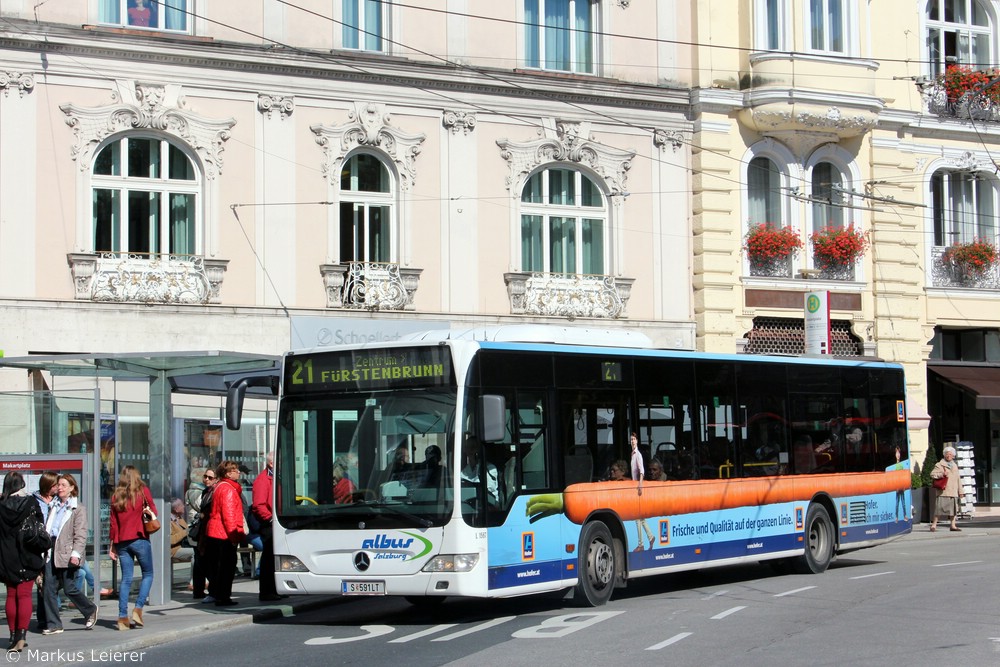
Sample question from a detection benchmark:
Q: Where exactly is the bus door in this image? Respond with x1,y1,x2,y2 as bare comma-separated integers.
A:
693,362,739,480
557,390,632,484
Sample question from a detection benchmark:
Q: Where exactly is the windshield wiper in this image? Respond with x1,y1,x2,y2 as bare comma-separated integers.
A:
354,498,433,528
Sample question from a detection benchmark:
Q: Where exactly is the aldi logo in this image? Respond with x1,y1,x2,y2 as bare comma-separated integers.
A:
522,532,535,561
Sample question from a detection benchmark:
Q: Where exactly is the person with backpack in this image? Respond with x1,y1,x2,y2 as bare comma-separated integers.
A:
0,471,48,652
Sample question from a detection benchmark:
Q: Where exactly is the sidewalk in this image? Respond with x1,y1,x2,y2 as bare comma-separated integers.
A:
9,574,340,666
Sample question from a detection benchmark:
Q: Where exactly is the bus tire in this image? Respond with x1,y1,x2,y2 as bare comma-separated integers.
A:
796,503,834,574
573,521,616,607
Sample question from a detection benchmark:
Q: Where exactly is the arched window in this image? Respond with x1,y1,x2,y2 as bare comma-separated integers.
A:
927,0,992,77
520,167,607,274
931,169,997,246
339,153,394,263
810,161,850,232
747,156,784,225
91,136,199,255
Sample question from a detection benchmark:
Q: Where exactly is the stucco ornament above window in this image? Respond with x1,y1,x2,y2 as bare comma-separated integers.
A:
311,101,426,190
60,80,236,179
497,120,635,194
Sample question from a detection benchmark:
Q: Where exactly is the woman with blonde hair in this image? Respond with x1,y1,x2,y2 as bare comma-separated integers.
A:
109,466,156,631
41,473,99,634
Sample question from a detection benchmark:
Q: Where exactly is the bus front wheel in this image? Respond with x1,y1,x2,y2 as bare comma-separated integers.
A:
573,521,616,607
796,503,834,574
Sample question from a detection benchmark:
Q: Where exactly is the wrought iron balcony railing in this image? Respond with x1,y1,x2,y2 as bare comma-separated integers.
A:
320,262,422,311
504,272,634,319
930,246,1000,289
918,78,1000,121
67,252,227,304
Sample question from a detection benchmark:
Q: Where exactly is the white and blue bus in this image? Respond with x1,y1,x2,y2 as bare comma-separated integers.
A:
228,326,911,606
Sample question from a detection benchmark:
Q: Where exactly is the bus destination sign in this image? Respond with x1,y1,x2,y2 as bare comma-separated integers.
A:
284,346,453,393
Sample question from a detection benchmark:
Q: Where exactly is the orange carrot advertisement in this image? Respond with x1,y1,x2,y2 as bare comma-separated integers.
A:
526,469,909,524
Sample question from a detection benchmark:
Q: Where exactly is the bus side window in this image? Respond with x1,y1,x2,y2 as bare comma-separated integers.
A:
518,392,547,492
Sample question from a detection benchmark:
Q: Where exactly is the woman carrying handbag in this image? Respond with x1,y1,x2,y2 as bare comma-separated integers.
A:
929,446,961,533
109,466,157,631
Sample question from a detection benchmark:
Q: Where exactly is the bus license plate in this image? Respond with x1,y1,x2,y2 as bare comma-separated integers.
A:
342,581,386,595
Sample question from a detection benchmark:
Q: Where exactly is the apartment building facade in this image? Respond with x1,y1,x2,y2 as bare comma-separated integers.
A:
0,1,998,502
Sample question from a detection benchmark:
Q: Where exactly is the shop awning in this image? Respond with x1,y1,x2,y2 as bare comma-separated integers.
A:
929,365,1000,410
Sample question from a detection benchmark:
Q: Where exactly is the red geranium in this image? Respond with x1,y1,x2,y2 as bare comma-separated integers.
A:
744,223,802,266
810,225,868,270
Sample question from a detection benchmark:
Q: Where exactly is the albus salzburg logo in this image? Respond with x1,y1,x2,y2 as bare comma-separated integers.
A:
360,532,433,561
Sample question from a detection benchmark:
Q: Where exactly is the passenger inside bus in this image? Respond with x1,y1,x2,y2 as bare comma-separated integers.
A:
332,458,355,503
461,437,499,507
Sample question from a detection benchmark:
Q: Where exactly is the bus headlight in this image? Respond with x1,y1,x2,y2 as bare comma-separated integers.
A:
422,554,479,573
278,556,309,572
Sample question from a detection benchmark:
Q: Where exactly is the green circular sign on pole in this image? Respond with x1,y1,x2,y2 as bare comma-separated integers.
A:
806,294,821,313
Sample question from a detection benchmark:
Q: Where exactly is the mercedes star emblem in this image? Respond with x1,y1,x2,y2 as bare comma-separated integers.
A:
354,552,371,572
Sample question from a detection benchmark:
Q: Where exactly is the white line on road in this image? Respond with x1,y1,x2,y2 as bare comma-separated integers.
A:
849,571,895,580
933,561,982,567
701,590,729,600
773,586,816,597
389,624,458,643
432,617,516,641
646,632,693,650
710,606,747,620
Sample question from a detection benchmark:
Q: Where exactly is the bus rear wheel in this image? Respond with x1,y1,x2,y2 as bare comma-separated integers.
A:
796,503,834,574
573,521,616,607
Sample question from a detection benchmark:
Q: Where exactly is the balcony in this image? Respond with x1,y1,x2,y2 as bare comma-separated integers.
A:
320,262,422,310
504,272,634,319
67,252,227,304
918,68,1000,122
930,246,1000,289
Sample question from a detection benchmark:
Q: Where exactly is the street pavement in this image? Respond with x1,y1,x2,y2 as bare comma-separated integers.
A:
10,508,1000,666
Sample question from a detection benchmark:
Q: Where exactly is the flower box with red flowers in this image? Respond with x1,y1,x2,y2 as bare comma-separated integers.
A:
810,225,868,270
744,224,802,273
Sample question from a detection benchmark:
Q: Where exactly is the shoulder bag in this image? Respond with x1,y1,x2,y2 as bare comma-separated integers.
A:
142,498,161,535
932,475,948,491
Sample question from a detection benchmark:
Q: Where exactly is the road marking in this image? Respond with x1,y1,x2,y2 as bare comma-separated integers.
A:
849,571,894,580
432,617,516,641
933,560,982,567
305,625,394,645
511,611,625,639
646,632,693,650
701,590,729,600
710,606,746,620
773,586,816,597
389,624,458,643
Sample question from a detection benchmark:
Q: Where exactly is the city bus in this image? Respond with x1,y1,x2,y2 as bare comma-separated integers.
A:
227,326,912,607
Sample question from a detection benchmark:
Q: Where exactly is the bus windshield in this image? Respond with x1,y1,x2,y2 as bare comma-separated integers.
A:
275,388,456,530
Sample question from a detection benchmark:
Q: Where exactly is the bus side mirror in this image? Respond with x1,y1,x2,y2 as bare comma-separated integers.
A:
478,394,506,443
226,375,279,430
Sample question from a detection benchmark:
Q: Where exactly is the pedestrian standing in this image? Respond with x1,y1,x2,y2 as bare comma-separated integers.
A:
41,474,99,634
109,466,156,631
204,460,246,606
190,469,216,599
31,471,59,633
252,452,283,602
0,471,47,652
930,445,962,532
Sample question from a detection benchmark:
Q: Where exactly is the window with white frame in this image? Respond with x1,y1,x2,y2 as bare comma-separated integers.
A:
807,0,847,53
91,136,199,255
520,167,607,274
524,0,598,74
343,0,387,51
747,156,785,225
931,169,998,246
810,161,851,232
98,0,189,32
926,0,993,77
339,153,394,263
756,0,789,50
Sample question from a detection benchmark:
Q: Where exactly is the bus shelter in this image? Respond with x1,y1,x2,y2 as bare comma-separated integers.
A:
0,351,280,606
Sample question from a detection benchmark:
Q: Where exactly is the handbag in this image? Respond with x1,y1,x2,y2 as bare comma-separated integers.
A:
932,476,948,491
142,499,161,535
19,515,53,554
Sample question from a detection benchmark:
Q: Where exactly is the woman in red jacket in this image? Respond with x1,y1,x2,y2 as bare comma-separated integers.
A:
204,460,246,606
109,466,156,631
